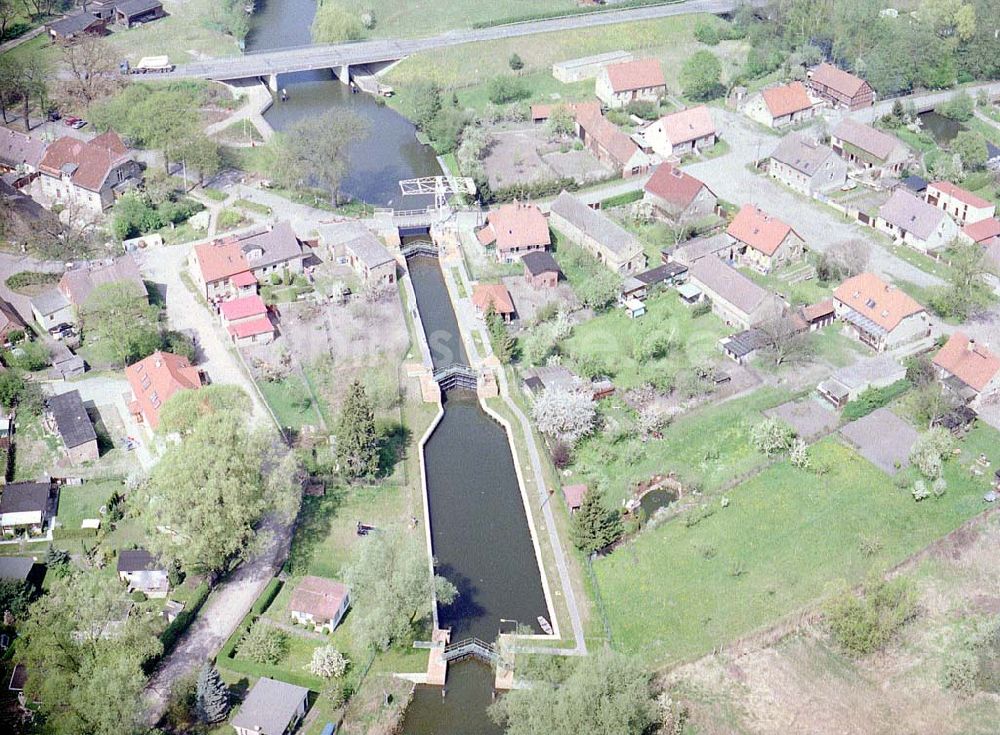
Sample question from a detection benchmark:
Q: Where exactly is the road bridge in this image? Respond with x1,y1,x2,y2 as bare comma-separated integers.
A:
162,0,762,89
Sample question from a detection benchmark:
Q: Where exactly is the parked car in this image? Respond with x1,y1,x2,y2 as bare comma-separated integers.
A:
63,116,80,127
71,119,87,129
47,110,61,122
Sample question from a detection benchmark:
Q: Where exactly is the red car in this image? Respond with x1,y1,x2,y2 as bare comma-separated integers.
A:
63,116,87,129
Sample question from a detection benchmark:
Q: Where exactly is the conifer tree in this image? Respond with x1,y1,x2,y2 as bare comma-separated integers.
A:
336,380,379,479
195,663,229,724
572,489,623,554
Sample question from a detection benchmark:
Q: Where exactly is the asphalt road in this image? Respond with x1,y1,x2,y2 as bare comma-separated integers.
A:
167,0,765,80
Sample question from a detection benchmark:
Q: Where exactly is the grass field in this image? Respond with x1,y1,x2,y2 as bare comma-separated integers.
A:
560,290,729,390
571,387,793,506
385,14,748,116
258,376,325,430
55,479,122,531
593,427,1000,665
331,0,580,38
101,0,241,64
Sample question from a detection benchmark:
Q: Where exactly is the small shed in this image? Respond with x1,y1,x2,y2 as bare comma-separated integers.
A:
47,12,105,41
46,390,99,463
232,677,310,735
624,297,646,319
113,0,164,28
676,282,702,304
562,484,587,513
117,548,170,597
522,251,562,289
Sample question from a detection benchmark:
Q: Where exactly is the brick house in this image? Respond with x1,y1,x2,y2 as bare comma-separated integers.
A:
477,201,551,262
767,133,848,195
472,283,515,322
643,164,717,223
745,82,815,128
45,389,99,463
830,119,910,178
219,295,274,347
806,63,874,110
640,105,716,158
35,131,141,214
522,251,562,289
727,204,805,273
876,189,960,253
595,58,666,109
342,231,397,287
125,351,202,429
833,272,932,352
289,575,351,633
574,108,650,178
549,191,646,274
932,332,1000,409
925,180,996,226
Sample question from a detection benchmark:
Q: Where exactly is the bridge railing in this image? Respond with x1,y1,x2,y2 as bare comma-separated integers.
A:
442,637,497,663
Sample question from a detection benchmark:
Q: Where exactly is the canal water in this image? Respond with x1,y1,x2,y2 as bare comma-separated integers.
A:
247,0,441,206
402,255,549,732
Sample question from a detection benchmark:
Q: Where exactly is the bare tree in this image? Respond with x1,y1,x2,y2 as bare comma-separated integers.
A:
818,238,870,282
759,314,813,366
60,36,124,106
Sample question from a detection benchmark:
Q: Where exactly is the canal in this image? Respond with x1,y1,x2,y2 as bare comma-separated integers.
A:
402,254,549,732
247,0,441,206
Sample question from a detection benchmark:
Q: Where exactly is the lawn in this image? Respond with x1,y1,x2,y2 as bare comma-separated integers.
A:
739,263,832,307
571,387,794,506
385,13,748,117
101,0,241,64
55,479,122,531
808,323,870,368
258,376,325,431
593,431,1000,665
560,290,730,390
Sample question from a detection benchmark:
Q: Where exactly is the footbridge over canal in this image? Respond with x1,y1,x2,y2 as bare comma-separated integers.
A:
159,0,761,89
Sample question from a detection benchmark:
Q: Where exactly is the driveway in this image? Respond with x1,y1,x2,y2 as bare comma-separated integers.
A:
684,111,944,289
134,242,270,425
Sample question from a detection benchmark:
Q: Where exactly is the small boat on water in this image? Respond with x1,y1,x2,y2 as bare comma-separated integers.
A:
537,616,553,635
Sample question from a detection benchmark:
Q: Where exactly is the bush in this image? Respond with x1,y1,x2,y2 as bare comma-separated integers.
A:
253,578,283,616
487,75,530,105
693,20,721,45
131,590,148,602
6,341,50,372
750,418,794,456
508,53,524,71
236,620,288,665
551,441,572,470
5,271,59,291
113,193,164,241
690,301,711,318
824,578,917,655
217,209,244,231
938,91,975,121
624,99,661,120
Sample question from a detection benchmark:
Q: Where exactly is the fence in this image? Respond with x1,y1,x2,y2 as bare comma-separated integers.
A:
584,555,614,648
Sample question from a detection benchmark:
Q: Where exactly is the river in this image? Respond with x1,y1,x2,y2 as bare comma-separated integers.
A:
246,0,441,206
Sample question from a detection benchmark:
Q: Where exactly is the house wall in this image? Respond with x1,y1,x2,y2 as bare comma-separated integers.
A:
736,232,805,274
66,438,99,464
645,185,717,223
526,270,558,289
549,211,645,275
926,188,996,226
835,302,932,352
290,595,350,633
769,156,848,195
496,243,546,264
36,174,104,214
596,73,665,109
807,80,874,110
875,213,959,253
31,303,76,330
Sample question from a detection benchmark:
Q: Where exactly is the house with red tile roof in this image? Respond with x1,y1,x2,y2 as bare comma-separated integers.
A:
471,283,515,322
727,204,805,273
35,130,141,213
933,332,1000,408
926,181,996,226
219,295,274,347
806,63,874,110
643,164,717,223
289,576,350,633
530,101,601,124
477,201,551,262
745,82,815,128
833,273,932,352
562,484,587,513
574,108,650,177
125,351,202,429
595,58,666,109
876,189,960,253
640,106,716,158
962,217,1000,247
189,222,307,300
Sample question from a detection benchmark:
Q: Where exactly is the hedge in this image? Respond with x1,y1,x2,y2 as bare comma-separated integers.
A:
600,190,644,209
254,578,283,616
159,582,211,655
471,0,679,28
52,527,99,541
842,379,912,421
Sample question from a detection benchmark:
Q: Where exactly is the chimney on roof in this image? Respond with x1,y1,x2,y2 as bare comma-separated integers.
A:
968,338,976,353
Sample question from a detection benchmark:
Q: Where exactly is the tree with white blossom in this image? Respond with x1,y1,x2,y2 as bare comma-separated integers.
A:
309,646,350,679
532,387,596,445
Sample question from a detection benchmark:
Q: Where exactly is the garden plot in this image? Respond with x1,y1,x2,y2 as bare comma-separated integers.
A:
502,275,580,326
839,407,919,475
765,397,840,442
482,127,608,189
